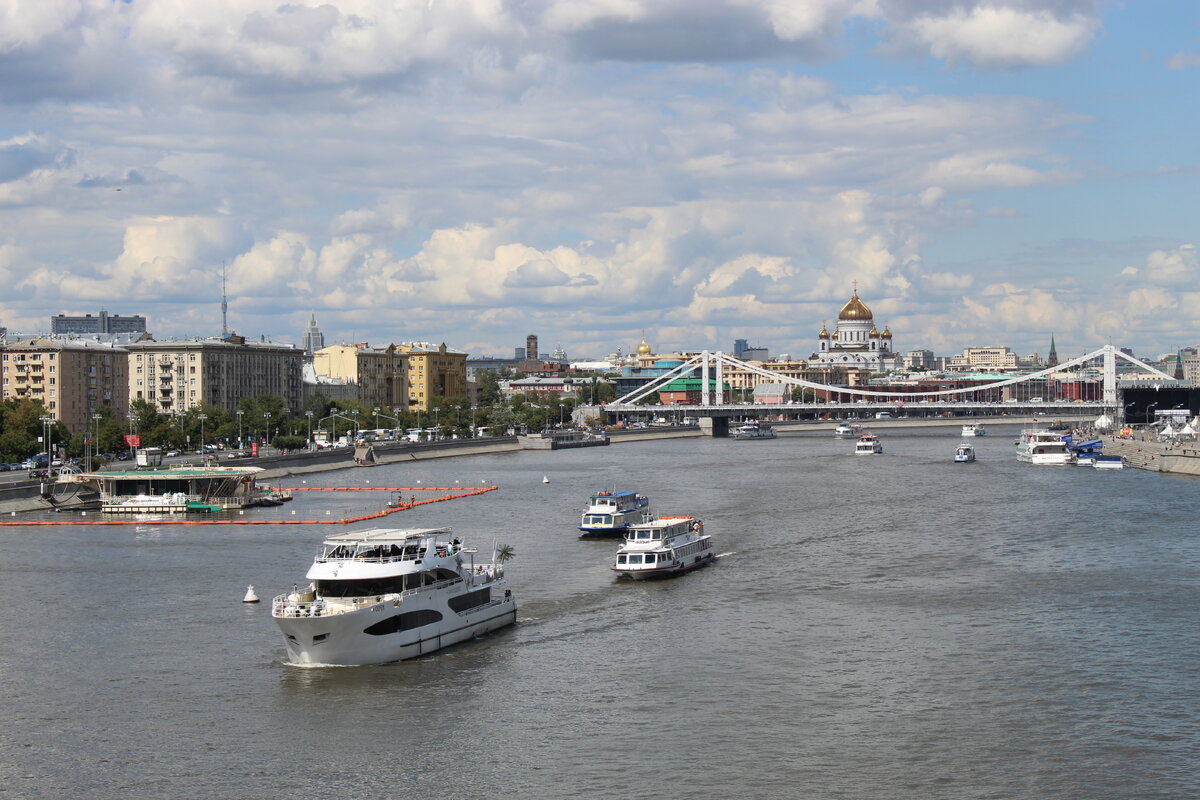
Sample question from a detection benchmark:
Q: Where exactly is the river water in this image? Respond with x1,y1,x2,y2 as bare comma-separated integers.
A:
0,425,1197,799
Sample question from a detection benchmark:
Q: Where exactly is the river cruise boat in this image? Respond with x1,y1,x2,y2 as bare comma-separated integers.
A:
731,421,777,440
579,490,651,536
613,516,714,579
1070,439,1103,466
961,423,987,437
954,443,976,463
1093,454,1125,470
833,422,862,438
1015,430,1073,465
273,527,516,666
67,465,269,513
853,434,883,455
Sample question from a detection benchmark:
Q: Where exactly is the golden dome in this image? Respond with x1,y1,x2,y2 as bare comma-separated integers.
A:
818,324,830,340
869,326,880,337
636,338,652,356
838,292,873,321
882,326,892,339
831,330,839,341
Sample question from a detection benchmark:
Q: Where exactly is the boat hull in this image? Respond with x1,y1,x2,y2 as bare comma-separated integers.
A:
613,551,715,580
275,589,516,666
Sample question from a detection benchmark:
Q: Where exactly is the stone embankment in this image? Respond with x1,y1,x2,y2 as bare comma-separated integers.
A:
1100,436,1200,477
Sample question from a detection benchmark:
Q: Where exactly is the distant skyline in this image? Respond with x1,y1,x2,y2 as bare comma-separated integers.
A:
0,1,1197,361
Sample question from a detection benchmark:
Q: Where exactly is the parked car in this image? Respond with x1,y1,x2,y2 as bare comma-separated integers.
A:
164,450,180,457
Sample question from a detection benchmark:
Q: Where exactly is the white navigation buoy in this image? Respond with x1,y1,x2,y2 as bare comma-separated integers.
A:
243,585,260,603
542,475,550,484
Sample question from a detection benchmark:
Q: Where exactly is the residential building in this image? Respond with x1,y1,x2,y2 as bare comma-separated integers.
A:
396,342,468,411
525,334,538,361
500,377,580,400
302,362,358,404
949,347,1019,371
312,344,408,410
51,311,147,335
1,337,129,433
125,334,303,416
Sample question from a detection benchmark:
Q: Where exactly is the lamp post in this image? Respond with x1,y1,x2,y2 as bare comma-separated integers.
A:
39,414,53,469
433,407,440,440
373,407,380,432
236,410,244,447
263,412,272,449
91,413,102,466
305,411,313,448
471,404,477,437
1145,402,1157,431
197,413,207,454
350,409,360,440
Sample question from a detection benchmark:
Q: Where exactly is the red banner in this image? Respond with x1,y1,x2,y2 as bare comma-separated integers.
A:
251,442,259,456
124,434,141,447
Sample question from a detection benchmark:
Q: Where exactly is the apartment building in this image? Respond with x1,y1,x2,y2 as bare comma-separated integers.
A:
0,337,129,432
125,335,303,415
395,342,468,411
949,346,1018,371
312,344,409,410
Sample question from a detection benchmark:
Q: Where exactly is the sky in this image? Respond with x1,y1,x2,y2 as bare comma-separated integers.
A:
0,0,1197,362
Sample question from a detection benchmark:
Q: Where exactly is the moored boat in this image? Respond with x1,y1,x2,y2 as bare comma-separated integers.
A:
273,527,516,666
731,421,777,439
954,443,976,463
853,433,883,455
68,465,270,513
833,422,862,438
1015,430,1073,465
1093,454,1124,470
961,423,987,437
613,516,714,579
579,490,651,536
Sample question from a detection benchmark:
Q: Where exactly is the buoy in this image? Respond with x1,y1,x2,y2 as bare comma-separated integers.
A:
542,476,550,484
243,585,260,603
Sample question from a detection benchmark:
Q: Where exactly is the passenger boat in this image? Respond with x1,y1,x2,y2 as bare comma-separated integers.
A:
1070,439,1103,466
1093,454,1124,470
612,516,714,579
954,443,976,463
67,465,270,513
833,422,862,438
1015,430,1073,465
853,434,883,455
731,421,777,439
579,490,651,536
273,527,516,666
961,423,987,437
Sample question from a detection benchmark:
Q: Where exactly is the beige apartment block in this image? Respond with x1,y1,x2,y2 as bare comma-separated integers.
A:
949,347,1018,371
395,342,468,411
312,344,409,410
125,335,303,415
1,338,129,433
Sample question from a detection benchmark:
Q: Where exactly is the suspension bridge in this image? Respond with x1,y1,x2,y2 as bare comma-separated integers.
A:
605,344,1187,436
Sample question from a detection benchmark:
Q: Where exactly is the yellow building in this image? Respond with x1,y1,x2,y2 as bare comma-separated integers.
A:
312,344,409,410
1,338,129,433
395,342,468,411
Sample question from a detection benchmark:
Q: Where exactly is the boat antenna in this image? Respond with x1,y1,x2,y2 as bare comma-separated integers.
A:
221,261,229,336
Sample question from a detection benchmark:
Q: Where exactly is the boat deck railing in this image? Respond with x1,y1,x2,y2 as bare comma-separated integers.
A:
272,569,505,618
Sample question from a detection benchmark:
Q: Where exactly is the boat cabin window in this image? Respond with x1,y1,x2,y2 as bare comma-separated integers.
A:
627,554,643,564
617,554,628,564
644,553,656,563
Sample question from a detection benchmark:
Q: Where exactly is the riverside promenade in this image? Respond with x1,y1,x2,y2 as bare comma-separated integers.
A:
1100,435,1200,477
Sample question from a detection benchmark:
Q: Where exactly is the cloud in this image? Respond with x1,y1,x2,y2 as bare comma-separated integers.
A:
893,3,1099,68
1167,52,1200,70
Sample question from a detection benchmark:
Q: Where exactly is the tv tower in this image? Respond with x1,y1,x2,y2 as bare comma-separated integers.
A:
221,262,229,336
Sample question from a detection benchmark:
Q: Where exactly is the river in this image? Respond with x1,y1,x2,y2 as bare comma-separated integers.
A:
0,424,1196,799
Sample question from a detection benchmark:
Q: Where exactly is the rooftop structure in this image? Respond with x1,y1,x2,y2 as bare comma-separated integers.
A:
51,311,146,335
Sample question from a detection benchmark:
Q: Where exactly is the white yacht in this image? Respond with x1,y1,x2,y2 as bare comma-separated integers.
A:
954,443,976,463
833,422,862,438
1015,430,1073,465
613,516,714,579
961,423,987,437
854,433,883,455
579,491,651,536
1093,454,1125,470
731,421,777,439
273,527,516,666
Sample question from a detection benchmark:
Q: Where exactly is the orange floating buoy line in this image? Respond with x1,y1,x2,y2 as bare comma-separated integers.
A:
0,485,499,527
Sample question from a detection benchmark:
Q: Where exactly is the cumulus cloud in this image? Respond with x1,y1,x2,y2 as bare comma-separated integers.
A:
1167,52,1200,70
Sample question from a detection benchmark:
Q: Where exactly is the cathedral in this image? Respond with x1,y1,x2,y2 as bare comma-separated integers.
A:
809,287,899,372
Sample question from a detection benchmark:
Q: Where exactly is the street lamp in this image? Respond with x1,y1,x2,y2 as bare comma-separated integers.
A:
373,407,380,431
433,406,440,439
263,412,272,448
197,413,207,454
471,404,477,437
91,413,102,466
236,410,244,447
39,415,53,469
1145,402,1157,430
305,411,313,448
350,409,360,439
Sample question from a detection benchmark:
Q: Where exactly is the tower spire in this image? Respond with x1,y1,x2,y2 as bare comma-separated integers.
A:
221,262,229,336
1048,334,1058,367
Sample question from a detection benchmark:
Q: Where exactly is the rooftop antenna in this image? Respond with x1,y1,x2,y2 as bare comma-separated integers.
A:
221,261,229,336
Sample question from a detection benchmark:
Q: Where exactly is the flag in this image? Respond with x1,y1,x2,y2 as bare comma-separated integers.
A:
124,434,141,447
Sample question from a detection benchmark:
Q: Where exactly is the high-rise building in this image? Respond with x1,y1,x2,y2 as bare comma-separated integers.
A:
733,339,748,358
301,313,325,356
125,335,303,416
1,338,129,433
525,334,538,361
51,311,147,335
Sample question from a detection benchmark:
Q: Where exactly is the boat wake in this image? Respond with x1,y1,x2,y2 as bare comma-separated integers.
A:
714,551,735,559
